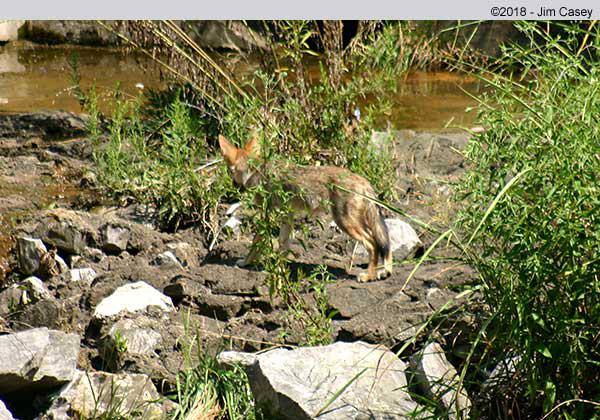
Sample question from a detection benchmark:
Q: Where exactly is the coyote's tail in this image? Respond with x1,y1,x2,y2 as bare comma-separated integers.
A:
365,201,390,261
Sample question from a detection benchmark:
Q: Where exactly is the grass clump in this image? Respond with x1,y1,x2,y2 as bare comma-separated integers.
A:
169,315,259,420
456,21,600,418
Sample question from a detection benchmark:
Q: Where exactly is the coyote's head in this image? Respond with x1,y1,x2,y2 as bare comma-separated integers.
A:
218,135,261,189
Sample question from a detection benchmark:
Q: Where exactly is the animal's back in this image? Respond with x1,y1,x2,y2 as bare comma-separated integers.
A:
279,165,377,214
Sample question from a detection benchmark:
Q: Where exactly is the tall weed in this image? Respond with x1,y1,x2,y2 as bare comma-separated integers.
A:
456,21,600,417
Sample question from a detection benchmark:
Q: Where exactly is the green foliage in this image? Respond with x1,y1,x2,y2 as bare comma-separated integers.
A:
77,82,236,234
456,21,600,417
169,313,259,420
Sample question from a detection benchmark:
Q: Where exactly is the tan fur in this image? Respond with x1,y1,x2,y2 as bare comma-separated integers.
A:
218,135,393,282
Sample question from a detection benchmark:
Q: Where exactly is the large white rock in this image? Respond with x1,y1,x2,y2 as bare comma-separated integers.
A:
220,341,424,419
0,328,79,393
93,281,174,318
356,218,422,259
409,342,471,419
43,370,164,419
0,399,15,420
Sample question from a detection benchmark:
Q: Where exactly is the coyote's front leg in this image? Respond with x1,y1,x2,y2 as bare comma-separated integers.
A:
236,233,262,267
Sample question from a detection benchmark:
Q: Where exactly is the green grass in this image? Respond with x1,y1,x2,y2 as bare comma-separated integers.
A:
454,21,600,418
169,312,259,420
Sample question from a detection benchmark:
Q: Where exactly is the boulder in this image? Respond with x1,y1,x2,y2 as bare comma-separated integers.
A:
409,342,471,419
43,370,164,419
357,218,422,260
219,341,424,419
0,277,50,314
0,399,15,420
336,298,430,346
0,286,22,316
107,318,162,357
93,281,174,318
36,220,86,254
0,328,79,393
16,237,47,276
100,224,130,254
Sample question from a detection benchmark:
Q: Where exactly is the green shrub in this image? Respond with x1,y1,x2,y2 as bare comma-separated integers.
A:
457,22,600,417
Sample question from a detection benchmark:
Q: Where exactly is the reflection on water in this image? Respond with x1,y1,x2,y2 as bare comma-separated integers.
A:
0,42,163,114
0,42,482,130
389,71,481,129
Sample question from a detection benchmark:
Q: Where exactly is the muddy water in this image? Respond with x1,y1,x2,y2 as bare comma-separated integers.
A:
0,42,482,128
0,42,163,114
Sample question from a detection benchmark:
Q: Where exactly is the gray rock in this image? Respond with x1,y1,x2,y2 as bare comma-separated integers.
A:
0,399,15,420
357,219,422,260
101,224,130,254
326,281,408,319
108,318,162,356
223,215,241,235
152,251,183,268
0,286,23,316
225,341,424,419
69,268,97,284
409,342,471,419
484,355,521,389
217,350,258,367
93,281,174,318
336,298,429,346
0,111,89,141
43,370,164,419
0,328,79,393
21,276,51,302
16,237,47,275
165,242,197,268
37,221,86,254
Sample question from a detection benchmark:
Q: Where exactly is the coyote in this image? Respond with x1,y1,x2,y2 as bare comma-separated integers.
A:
218,134,393,282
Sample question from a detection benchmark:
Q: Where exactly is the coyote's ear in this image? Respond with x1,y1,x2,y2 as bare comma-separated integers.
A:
244,136,260,157
218,135,238,164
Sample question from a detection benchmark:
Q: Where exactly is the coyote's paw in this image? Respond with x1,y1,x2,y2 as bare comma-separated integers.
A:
357,272,373,283
377,269,392,280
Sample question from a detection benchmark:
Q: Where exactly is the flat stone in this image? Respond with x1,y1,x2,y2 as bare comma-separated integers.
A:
231,341,424,419
0,328,79,393
337,299,430,346
43,370,164,419
93,281,174,318
69,268,97,284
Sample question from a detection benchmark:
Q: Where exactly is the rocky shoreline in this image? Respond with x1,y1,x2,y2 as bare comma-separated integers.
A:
0,111,478,419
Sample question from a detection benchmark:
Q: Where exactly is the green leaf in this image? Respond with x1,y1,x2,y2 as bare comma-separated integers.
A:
542,380,556,413
536,344,553,359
